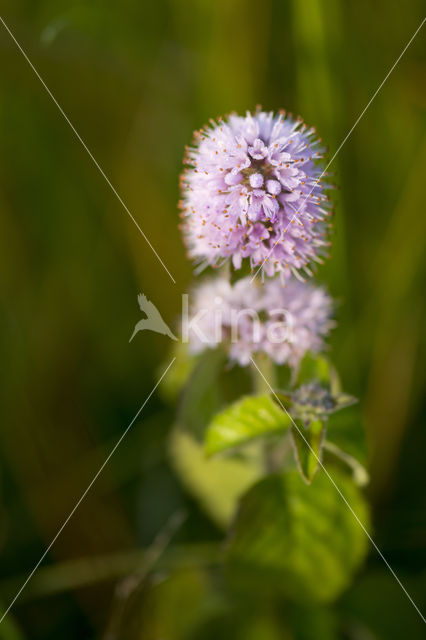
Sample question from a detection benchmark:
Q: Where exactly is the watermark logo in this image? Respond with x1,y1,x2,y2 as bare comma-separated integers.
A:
130,293,295,346
129,293,178,342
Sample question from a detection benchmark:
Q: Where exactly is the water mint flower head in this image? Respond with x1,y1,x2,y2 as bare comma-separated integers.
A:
180,109,332,281
185,276,334,367
274,383,358,425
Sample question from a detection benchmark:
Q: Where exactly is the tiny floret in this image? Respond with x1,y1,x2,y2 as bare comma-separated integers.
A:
180,109,332,280
250,172,264,189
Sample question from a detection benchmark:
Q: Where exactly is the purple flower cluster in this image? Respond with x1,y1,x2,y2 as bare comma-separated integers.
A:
180,109,332,280
187,276,334,367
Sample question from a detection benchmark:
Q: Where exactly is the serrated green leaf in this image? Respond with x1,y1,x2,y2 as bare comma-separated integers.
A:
291,419,325,483
205,394,291,457
226,469,370,603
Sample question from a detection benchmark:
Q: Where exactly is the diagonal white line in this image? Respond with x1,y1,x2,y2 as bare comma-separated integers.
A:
251,15,426,283
0,357,176,624
250,357,426,624
0,16,176,285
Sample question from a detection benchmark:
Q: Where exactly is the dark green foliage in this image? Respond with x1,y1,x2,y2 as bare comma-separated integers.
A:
226,469,369,603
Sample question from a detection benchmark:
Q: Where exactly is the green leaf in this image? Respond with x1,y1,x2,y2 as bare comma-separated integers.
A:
205,394,292,457
226,468,370,603
333,392,358,411
291,419,326,483
169,429,262,528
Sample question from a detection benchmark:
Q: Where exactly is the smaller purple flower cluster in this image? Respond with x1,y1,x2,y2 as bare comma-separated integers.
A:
187,277,334,367
180,109,332,280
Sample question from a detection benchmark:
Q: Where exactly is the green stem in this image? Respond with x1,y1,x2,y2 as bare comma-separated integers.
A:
251,355,283,472
251,353,276,395
323,441,369,486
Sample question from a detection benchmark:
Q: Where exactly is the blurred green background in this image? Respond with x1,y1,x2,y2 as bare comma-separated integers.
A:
0,0,425,638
